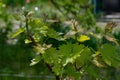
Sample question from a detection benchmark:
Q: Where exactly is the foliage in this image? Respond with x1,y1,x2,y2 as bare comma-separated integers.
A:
1,0,120,80
12,8,120,80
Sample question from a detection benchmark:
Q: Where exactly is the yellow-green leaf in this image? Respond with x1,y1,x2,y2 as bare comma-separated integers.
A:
11,28,25,38
34,18,41,25
77,35,90,42
25,39,32,44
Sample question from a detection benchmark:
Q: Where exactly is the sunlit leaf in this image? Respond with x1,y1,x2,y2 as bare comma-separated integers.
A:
63,58,74,67
77,35,90,42
34,44,46,54
25,39,32,44
58,43,85,67
30,55,42,66
11,28,25,38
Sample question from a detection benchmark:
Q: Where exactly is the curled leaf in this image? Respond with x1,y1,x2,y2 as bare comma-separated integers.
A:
104,35,118,45
28,11,34,17
92,58,105,68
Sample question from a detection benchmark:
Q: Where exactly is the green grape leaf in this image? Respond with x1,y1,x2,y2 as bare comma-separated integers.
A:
11,28,25,38
39,26,48,36
47,29,63,40
85,64,99,78
29,18,48,36
52,62,62,75
100,44,120,67
44,43,87,75
43,48,59,64
44,48,63,75
76,47,92,66
58,43,85,67
64,64,80,80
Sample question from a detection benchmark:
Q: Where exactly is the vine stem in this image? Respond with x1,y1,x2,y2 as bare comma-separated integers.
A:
25,14,37,46
45,63,61,80
25,17,29,34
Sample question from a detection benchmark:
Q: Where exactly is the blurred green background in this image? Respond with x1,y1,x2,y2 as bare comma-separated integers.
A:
0,0,55,80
